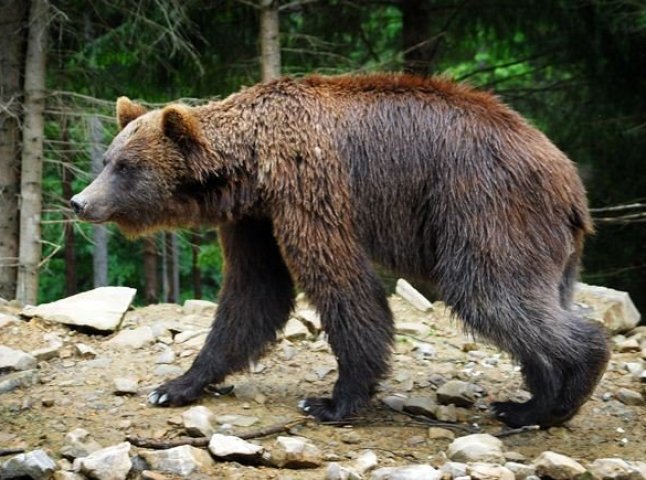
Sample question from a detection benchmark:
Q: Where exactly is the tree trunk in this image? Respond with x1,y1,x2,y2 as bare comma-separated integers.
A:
60,119,77,296
401,0,433,75
191,230,202,299
259,0,281,81
89,115,108,287
0,0,28,301
142,235,158,304
163,233,179,303
16,0,48,305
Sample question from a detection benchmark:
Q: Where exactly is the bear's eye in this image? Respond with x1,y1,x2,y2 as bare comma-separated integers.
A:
114,160,130,173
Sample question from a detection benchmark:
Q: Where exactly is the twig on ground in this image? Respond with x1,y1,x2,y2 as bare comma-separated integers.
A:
0,448,25,457
493,425,540,437
126,418,308,449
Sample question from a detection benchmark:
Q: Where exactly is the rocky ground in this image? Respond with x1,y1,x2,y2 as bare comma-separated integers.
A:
0,281,644,479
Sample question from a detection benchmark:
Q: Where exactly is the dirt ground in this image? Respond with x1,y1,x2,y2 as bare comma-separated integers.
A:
1,295,645,478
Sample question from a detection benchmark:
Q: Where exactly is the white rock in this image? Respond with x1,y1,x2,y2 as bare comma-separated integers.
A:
533,451,586,479
208,434,265,462
296,308,322,332
447,434,505,464
326,462,359,480
575,283,640,333
371,464,442,480
182,406,217,437
53,472,85,480
139,445,214,476
0,346,37,371
1,449,57,480
396,278,433,312
395,322,431,337
22,287,136,332
182,299,217,316
74,442,132,480
174,329,209,343
214,414,259,427
113,376,139,395
75,343,98,358
505,461,537,480
272,436,322,469
0,313,19,329
588,458,644,480
354,450,379,474
61,428,103,459
283,318,310,340
468,463,515,480
31,344,62,361
107,326,155,349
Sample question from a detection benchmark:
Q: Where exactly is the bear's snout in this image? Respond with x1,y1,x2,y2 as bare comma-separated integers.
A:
70,195,86,215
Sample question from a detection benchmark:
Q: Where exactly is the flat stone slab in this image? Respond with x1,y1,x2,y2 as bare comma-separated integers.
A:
22,287,137,332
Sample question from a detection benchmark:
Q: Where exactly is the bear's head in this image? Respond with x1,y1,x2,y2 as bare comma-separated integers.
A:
71,97,252,236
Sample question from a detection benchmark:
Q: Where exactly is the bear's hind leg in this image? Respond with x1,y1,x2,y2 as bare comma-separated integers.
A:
148,218,294,407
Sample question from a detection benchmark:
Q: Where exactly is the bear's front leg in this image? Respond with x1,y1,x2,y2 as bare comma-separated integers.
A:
148,217,294,407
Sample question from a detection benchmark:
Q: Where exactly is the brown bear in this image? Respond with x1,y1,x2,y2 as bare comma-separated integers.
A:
71,74,610,428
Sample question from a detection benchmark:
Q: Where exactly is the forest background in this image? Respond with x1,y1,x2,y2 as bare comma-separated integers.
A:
0,0,644,314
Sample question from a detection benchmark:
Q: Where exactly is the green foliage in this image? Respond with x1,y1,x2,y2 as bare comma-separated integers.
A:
36,0,646,312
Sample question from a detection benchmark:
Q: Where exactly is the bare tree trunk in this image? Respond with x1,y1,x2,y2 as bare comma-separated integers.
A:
16,0,48,305
0,0,28,300
60,118,77,296
163,233,179,303
142,235,158,304
89,115,108,287
259,0,281,81
191,230,202,299
401,0,433,75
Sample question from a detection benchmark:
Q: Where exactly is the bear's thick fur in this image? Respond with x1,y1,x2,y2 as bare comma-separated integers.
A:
71,74,610,428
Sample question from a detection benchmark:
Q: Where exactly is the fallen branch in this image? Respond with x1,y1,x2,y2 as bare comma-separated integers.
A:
493,425,540,438
0,448,25,457
127,418,308,450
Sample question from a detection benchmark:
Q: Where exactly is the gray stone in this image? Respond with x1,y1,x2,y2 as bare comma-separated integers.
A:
271,436,322,469
533,451,586,479
75,343,98,358
155,349,175,364
182,299,217,316
214,414,259,427
182,405,217,437
447,434,505,464
395,322,431,337
382,395,406,412
139,445,214,476
53,472,85,480
233,382,260,402
113,376,139,395
0,345,37,371
436,380,481,407
31,345,62,362
616,388,645,406
1,449,57,480
0,369,39,394
468,463,515,480
61,428,103,459
435,404,458,423
440,461,468,479
403,396,437,417
396,278,433,312
22,287,136,332
505,461,537,480
208,434,266,463
588,458,644,480
153,364,184,378
371,464,442,480
74,442,132,480
574,283,640,333
108,326,155,349
428,427,455,440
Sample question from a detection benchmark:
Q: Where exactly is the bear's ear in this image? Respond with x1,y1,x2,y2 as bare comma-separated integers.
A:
116,97,147,130
161,104,204,147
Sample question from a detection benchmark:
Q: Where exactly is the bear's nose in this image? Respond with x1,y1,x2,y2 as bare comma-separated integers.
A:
70,196,86,215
